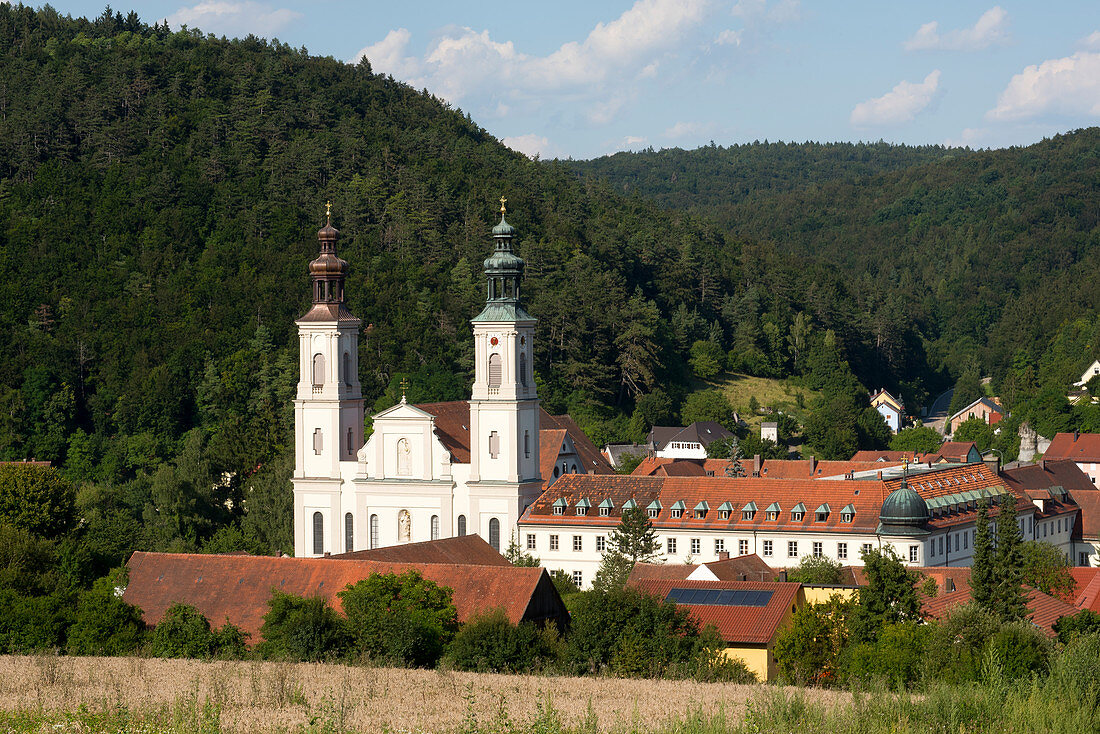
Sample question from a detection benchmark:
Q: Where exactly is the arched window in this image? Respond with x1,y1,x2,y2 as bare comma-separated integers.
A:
487,353,502,388
312,512,323,555
553,465,560,478
312,353,325,386
397,438,411,475
489,518,500,551
457,514,467,537
343,351,352,387
431,515,440,541
519,352,527,387
344,512,353,553
369,514,379,549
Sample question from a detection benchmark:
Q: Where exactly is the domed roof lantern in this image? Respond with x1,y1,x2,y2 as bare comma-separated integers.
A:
877,460,930,535
472,196,534,324
298,202,357,323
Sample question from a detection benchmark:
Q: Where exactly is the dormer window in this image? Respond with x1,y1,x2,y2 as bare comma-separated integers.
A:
693,501,709,519
740,501,756,521
841,504,855,523
552,498,567,516
646,499,661,519
815,503,830,523
576,499,590,516
766,502,780,521
791,502,806,522
670,500,685,519
599,498,614,517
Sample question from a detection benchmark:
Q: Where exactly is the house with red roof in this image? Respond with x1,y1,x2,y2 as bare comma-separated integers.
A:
1043,432,1100,489
947,397,1004,435
629,577,803,681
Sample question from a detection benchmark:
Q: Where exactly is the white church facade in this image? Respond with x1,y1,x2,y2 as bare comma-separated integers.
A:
292,203,609,558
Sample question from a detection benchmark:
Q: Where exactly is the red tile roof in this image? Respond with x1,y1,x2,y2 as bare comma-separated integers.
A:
415,402,613,475
539,429,569,488
887,463,1005,500
850,450,931,462
1071,491,1100,540
522,474,885,534
629,563,697,582
1045,433,1100,463
631,578,801,644
760,460,903,479
1073,569,1100,612
327,535,510,566
922,585,1078,637
702,554,776,582
123,552,565,644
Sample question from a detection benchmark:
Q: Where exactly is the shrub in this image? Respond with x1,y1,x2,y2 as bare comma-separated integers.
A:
773,596,851,686
338,570,458,667
0,464,76,538
258,589,346,662
444,609,557,673
66,570,145,656
787,555,842,585
921,603,999,685
150,603,249,659
688,625,757,683
985,621,1051,681
1053,609,1100,644
839,621,927,688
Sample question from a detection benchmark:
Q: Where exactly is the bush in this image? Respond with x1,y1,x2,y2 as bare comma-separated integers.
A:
0,587,74,652
66,570,145,656
787,555,842,585
338,570,458,667
444,608,558,673
258,589,346,662
150,603,248,659
773,596,851,686
1053,609,1100,644
921,603,999,684
688,625,757,683
985,621,1051,681
839,621,927,688
0,464,76,538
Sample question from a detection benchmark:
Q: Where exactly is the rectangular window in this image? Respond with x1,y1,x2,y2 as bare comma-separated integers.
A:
714,539,725,554
691,538,700,555
788,541,798,558
1081,552,1089,567
648,508,658,519
553,506,563,515
667,538,677,555
526,533,536,550
812,542,822,557
762,540,773,557
720,510,731,520
671,509,683,519
739,539,749,555
837,542,847,560
576,506,587,516
600,507,610,517
766,511,778,521
1044,523,1048,538
488,430,500,459
596,536,605,552
964,531,968,550
549,534,559,551
572,571,583,587
909,545,919,563
938,537,944,555
792,511,804,521
861,543,873,556
573,535,582,552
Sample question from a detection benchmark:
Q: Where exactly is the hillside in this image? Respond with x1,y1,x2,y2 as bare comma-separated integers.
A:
566,131,1100,384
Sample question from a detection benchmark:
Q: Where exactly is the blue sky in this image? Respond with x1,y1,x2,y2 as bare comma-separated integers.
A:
47,1,1100,159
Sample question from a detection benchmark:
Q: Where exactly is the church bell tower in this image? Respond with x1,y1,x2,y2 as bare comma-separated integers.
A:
466,199,542,544
292,205,363,557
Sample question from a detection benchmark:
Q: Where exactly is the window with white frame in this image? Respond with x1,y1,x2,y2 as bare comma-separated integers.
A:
671,508,683,519
667,537,677,554
792,509,804,521
573,535,582,552
600,506,610,517
909,545,919,563
739,539,749,555
488,431,500,458
813,541,822,557
714,538,725,554
526,533,536,550
691,538,700,555
553,506,563,515
549,534,559,550
596,536,605,552
837,542,847,560
576,506,587,516
788,541,798,558
572,570,583,586
648,508,658,519
762,540,773,556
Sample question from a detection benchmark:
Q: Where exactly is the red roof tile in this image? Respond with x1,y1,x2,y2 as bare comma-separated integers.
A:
922,586,1078,636
539,429,568,488
850,450,930,462
628,563,697,582
123,552,565,644
1045,433,1100,463
1073,569,1100,612
631,578,801,644
327,535,510,566
541,412,614,475
702,554,776,582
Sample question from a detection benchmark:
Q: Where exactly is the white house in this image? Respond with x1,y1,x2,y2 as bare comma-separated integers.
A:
1074,360,1100,388
291,206,610,558
648,422,735,460
869,389,904,433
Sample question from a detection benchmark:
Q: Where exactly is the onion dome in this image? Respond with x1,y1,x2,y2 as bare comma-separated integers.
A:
472,196,534,324
298,203,358,323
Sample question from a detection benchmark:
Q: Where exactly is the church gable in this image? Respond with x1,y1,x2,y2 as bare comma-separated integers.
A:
358,403,454,480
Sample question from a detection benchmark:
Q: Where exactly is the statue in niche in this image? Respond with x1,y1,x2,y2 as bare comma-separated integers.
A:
397,437,411,475
398,509,411,542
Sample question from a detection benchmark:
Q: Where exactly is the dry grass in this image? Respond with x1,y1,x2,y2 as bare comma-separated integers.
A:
708,372,818,427
0,654,850,733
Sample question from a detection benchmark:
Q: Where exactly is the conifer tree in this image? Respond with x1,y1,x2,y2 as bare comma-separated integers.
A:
993,492,1028,622
724,436,746,477
970,498,995,611
592,507,662,592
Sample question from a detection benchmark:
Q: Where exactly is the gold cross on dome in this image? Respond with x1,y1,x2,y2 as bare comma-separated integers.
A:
325,201,332,225
500,196,507,215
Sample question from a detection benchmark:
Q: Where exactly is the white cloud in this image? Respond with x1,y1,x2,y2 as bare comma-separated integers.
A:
349,0,711,120
988,51,1100,120
665,121,713,138
623,135,647,146
716,29,742,46
850,70,941,126
944,127,990,148
904,7,1008,51
166,1,301,38
1081,31,1100,50
502,134,553,159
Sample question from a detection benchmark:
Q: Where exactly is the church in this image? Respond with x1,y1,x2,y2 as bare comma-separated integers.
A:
292,202,611,558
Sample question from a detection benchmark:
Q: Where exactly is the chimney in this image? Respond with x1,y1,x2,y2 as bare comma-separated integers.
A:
810,455,817,473
753,454,761,476
718,551,730,561
1075,430,1080,442
323,551,331,557
877,470,883,480
778,570,788,582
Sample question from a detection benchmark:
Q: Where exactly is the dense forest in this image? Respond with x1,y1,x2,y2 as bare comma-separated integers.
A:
0,2,1097,587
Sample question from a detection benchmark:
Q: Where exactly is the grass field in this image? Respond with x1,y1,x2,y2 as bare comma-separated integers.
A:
706,372,820,428
0,654,845,733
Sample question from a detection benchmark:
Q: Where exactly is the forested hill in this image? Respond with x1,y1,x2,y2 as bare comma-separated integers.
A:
562,141,967,211
567,131,1100,383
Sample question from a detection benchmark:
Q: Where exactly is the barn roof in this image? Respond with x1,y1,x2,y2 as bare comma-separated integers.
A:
327,534,510,566
123,552,564,644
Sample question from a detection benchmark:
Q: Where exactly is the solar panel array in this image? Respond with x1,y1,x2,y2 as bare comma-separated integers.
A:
665,588,774,607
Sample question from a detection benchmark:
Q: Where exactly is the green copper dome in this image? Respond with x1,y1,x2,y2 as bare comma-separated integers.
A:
471,204,535,324
491,215,516,237
878,484,930,532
